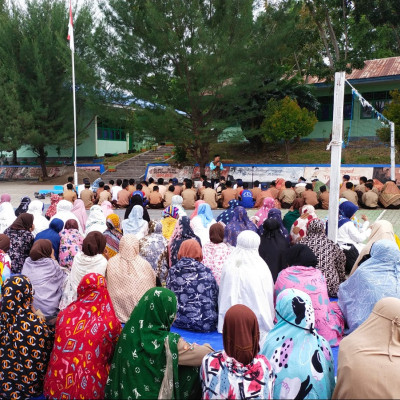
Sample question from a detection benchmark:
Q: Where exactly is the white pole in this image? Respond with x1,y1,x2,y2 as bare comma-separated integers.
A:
71,45,78,188
390,122,396,181
328,71,345,243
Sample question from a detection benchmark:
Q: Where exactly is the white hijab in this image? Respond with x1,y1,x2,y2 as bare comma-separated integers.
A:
51,200,83,234
121,205,148,239
0,202,16,233
218,230,275,335
85,205,107,234
171,195,187,218
27,200,49,237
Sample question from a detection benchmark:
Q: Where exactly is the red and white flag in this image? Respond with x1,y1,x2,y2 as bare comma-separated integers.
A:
67,1,74,52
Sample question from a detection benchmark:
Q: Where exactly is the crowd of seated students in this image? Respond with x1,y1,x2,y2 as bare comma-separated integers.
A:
2,170,400,399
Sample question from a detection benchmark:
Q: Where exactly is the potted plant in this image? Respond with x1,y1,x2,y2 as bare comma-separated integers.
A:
163,153,171,160
108,165,116,172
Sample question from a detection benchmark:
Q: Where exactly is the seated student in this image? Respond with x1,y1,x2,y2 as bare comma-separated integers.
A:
218,230,274,336
201,181,218,209
111,178,122,202
127,178,136,194
201,304,274,399
122,205,148,238
254,197,276,228
22,239,66,324
238,182,254,208
368,178,381,195
172,177,183,195
294,176,307,197
63,183,77,203
299,219,346,297
15,196,31,217
254,182,269,208
301,183,319,207
251,179,261,201
51,200,83,234
107,234,155,323
190,203,216,246
148,177,155,192
379,180,400,209
125,193,151,222
290,204,318,244
0,234,11,295
85,205,107,234
355,175,367,194
94,180,105,203
338,239,400,334
155,178,165,197
161,206,179,240
27,200,49,237
282,198,304,233
171,194,187,217
106,288,213,399
261,288,335,400
340,174,350,195
59,219,84,269
333,297,400,399
181,180,197,209
341,181,358,205
59,232,108,310
221,180,238,208
275,244,344,346
279,180,296,208
319,184,329,209
148,185,164,209
44,273,121,400
140,180,151,201
163,184,175,207
215,176,226,207
116,181,131,208
167,239,218,332
35,218,64,260
80,182,95,209
1,275,53,399
63,175,75,192
261,208,290,243
224,206,258,246
98,184,112,205
362,181,379,209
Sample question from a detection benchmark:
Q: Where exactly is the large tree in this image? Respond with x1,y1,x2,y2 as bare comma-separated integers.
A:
97,0,254,172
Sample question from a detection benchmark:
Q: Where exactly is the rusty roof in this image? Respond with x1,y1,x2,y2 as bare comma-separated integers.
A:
305,56,400,84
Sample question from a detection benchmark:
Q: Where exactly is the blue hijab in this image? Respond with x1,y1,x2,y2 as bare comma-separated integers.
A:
216,199,240,225
326,201,359,235
261,288,335,399
197,203,214,228
34,218,64,260
338,239,400,334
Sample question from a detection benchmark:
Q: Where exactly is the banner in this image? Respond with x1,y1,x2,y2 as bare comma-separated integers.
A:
303,166,374,185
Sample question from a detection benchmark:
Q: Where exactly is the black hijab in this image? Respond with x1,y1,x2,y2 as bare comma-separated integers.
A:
286,244,318,267
258,218,289,282
124,194,150,222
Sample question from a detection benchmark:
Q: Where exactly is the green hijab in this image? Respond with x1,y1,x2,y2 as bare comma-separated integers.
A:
105,287,198,399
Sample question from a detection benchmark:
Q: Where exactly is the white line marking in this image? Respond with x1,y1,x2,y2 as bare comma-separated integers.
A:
375,209,386,221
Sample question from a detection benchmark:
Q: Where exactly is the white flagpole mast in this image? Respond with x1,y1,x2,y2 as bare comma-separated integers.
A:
68,1,78,188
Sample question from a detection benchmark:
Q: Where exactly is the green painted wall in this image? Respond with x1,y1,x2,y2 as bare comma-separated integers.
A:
97,139,128,155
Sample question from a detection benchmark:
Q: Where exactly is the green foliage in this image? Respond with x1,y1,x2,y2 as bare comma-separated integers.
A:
377,90,400,148
261,96,317,160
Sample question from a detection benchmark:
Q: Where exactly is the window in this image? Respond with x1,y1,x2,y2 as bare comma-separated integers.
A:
360,91,390,119
97,127,126,141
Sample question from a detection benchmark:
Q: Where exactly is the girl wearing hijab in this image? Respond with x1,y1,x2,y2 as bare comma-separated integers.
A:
333,297,400,399
167,239,218,332
45,193,61,219
121,204,149,239
85,204,107,234
218,230,275,336
21,239,66,323
35,218,64,260
0,234,11,295
101,200,113,218
124,193,150,222
275,244,344,346
254,197,275,228
27,199,49,237
190,199,205,220
202,223,231,285
44,273,121,399
15,196,31,217
103,213,123,259
51,199,83,233
0,201,16,233
139,221,169,284
105,287,213,400
379,180,400,208
4,213,35,274
224,206,258,247
59,219,84,270
59,231,108,310
0,275,53,399
350,219,398,275
169,216,201,267
0,193,11,203
258,218,289,282
107,234,155,323
282,197,304,232
216,199,239,225
259,208,290,243
290,204,318,243
201,304,274,399
190,203,216,246
161,205,179,240
71,199,87,233
338,239,400,334
261,289,335,400
171,194,187,217
299,219,346,297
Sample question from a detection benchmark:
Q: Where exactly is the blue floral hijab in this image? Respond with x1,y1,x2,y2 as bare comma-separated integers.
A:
216,199,239,225
224,206,257,246
261,288,335,400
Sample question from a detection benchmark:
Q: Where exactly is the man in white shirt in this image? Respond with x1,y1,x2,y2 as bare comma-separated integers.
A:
111,179,123,201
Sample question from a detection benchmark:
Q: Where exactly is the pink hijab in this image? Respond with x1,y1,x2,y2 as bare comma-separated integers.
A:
71,199,87,233
190,200,205,220
255,197,275,227
0,193,11,204
101,201,113,218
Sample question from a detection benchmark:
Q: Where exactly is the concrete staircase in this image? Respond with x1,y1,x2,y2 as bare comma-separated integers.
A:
101,145,173,182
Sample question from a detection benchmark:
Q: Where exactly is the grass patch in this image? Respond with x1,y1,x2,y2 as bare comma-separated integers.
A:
103,152,139,168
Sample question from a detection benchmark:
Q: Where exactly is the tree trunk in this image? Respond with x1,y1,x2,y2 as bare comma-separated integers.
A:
284,139,290,163
198,142,210,176
12,150,17,165
38,147,48,178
